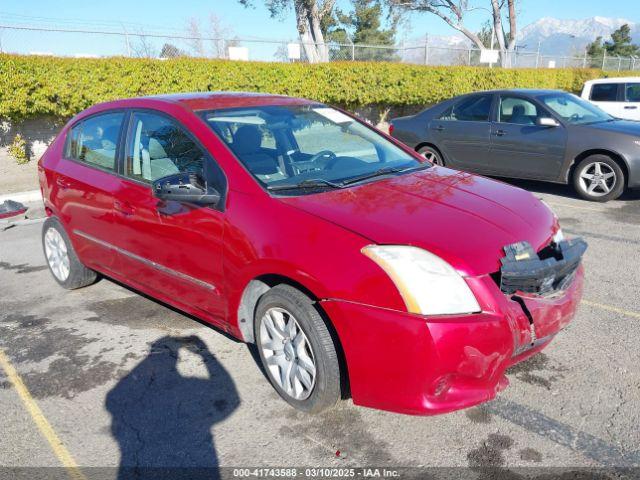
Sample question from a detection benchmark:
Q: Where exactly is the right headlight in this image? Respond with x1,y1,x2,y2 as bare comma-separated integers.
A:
361,245,481,316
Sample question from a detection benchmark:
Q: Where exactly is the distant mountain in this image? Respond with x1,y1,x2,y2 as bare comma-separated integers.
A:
517,16,639,54
404,16,640,57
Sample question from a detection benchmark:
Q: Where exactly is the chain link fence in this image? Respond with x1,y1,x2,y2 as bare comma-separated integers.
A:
1,24,639,70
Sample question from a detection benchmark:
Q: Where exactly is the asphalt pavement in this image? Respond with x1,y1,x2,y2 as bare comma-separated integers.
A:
1,180,639,479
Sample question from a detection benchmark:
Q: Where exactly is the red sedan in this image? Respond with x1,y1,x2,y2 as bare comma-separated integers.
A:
38,92,586,415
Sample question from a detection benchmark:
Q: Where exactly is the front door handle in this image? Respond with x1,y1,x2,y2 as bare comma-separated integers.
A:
494,129,506,137
432,125,445,132
624,105,638,110
114,200,135,216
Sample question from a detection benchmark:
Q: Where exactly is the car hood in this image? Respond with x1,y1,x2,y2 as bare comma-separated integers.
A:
583,119,640,136
279,167,556,276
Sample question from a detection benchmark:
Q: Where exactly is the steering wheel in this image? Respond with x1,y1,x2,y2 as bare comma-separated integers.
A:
307,150,336,166
570,113,581,122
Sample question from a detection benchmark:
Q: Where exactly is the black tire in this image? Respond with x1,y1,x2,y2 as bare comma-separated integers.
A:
254,284,341,414
417,145,444,166
42,217,98,289
572,154,625,202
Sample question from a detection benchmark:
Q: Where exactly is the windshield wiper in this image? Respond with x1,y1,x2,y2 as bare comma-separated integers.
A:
267,178,344,191
341,163,429,186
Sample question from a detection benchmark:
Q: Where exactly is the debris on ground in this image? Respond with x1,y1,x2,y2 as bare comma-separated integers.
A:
0,200,28,220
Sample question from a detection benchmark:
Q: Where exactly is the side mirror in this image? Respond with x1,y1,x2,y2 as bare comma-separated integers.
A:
152,173,220,206
536,117,560,127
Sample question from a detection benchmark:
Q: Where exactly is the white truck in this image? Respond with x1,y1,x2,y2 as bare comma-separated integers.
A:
581,77,640,121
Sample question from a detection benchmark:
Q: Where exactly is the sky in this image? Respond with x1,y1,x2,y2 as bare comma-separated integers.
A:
1,0,639,58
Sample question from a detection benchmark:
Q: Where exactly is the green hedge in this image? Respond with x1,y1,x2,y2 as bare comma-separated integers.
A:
1,54,636,122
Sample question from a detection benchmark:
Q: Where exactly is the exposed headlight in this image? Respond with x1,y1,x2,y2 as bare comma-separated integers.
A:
361,245,481,316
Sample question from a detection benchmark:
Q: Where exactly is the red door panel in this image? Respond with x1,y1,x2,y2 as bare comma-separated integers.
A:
55,160,120,272
111,178,227,324
52,111,127,273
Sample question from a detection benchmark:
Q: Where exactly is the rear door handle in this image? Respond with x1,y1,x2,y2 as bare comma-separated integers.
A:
493,129,506,137
432,125,445,132
624,105,638,109
114,200,135,216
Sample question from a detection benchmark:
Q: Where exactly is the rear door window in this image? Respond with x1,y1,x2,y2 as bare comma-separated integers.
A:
439,95,493,122
625,83,640,102
590,83,619,102
65,112,124,171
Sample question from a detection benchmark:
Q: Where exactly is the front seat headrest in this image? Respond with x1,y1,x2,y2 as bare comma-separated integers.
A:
511,104,526,117
148,138,168,160
233,126,262,155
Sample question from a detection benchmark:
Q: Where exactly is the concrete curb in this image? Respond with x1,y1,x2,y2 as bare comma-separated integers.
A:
0,190,42,203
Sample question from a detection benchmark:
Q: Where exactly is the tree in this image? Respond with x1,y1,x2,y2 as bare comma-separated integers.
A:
238,0,337,62
387,0,518,66
185,15,240,59
476,20,493,48
326,0,398,61
160,43,188,58
186,18,205,57
131,32,158,58
587,24,640,60
208,14,239,58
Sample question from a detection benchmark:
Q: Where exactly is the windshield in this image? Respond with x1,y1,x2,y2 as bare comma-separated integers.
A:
539,93,613,125
201,105,424,194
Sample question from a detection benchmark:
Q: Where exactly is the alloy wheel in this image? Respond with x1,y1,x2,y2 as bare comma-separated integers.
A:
44,227,70,282
578,161,617,198
420,148,442,165
259,307,317,400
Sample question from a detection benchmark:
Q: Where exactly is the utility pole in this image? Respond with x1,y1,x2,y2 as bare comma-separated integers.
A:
535,40,541,68
602,50,606,70
121,24,132,57
424,34,429,65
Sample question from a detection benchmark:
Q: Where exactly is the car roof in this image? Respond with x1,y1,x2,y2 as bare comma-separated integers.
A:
104,91,317,112
482,88,564,95
449,89,565,101
584,77,640,85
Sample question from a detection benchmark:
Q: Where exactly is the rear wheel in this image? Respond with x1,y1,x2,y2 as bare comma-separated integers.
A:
572,155,624,202
42,217,97,289
254,284,341,414
417,145,444,166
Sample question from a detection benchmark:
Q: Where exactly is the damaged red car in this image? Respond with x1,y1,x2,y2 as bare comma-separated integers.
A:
38,92,586,415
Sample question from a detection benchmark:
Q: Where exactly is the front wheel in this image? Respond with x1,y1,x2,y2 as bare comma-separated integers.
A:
572,155,625,202
254,284,341,414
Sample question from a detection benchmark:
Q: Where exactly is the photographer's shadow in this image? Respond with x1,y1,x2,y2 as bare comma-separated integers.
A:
106,335,239,480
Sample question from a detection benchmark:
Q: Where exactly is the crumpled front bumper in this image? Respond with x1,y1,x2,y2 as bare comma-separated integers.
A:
321,265,584,416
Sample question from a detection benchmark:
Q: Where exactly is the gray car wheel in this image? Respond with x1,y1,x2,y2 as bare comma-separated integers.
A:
42,217,98,289
417,145,444,166
254,284,341,414
572,155,624,202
